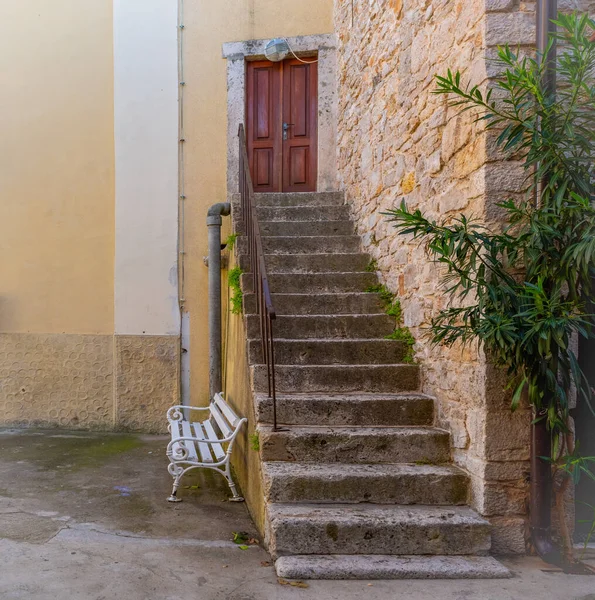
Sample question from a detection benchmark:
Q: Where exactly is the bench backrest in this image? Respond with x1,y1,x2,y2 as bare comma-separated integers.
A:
209,393,242,439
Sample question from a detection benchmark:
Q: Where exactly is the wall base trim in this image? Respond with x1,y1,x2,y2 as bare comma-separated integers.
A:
0,333,179,433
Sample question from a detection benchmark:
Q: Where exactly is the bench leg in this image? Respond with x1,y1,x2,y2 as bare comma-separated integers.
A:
224,461,244,503
167,463,184,503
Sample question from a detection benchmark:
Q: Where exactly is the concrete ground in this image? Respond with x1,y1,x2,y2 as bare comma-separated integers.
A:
0,429,593,600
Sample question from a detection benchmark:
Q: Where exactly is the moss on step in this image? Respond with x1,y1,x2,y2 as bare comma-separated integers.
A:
385,327,415,363
366,284,416,363
365,259,378,272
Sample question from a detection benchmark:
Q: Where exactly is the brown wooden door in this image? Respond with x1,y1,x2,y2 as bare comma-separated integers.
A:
246,58,317,193
246,61,283,192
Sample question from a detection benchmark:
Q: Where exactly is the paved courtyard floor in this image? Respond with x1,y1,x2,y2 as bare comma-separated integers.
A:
0,429,593,600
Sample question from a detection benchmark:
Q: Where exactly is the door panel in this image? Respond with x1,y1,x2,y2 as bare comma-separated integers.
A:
246,58,317,193
254,148,274,188
282,59,317,192
288,146,309,185
246,61,282,192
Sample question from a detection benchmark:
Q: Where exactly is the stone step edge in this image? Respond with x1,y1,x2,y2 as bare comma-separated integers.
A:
246,292,381,297
246,337,400,342
258,424,449,434
246,314,390,319
274,555,511,580
262,460,463,471
254,392,435,400
260,235,360,240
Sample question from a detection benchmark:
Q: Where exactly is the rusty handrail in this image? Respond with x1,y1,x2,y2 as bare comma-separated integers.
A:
238,124,280,431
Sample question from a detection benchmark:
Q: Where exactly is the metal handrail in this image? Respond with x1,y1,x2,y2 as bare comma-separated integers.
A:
238,124,280,431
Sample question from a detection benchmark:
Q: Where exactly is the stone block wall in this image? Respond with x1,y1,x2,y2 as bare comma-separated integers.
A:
335,0,594,553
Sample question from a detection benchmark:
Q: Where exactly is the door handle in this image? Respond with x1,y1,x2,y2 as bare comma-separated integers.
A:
283,123,294,140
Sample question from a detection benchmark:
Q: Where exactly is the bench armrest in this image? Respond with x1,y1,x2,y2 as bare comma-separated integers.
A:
166,405,210,422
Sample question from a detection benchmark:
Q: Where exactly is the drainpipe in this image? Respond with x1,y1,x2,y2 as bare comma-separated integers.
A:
207,202,231,399
531,0,560,564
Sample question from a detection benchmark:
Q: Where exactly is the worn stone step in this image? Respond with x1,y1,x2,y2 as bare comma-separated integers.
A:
241,272,377,294
256,393,434,427
244,292,384,316
260,221,354,237
252,364,420,394
256,205,351,222
262,462,469,505
254,192,345,207
266,504,492,558
262,236,361,255
248,339,410,365
246,314,394,340
258,425,449,464
274,555,511,580
240,253,369,274
249,253,370,274
237,236,362,256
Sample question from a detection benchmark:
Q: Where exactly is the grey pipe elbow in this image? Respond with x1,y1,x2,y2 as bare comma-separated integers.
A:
207,202,231,226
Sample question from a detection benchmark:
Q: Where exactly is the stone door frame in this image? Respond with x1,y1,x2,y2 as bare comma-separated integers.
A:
222,33,338,196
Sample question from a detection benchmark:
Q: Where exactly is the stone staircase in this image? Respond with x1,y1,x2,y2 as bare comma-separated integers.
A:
237,191,509,580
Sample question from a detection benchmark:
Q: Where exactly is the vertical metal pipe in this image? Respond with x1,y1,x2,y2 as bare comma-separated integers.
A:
531,0,559,564
537,0,558,98
207,202,231,399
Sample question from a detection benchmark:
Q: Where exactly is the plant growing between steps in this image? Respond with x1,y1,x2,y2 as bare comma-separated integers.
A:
365,259,378,272
224,233,238,250
249,432,260,452
228,266,244,315
385,14,595,567
366,284,415,363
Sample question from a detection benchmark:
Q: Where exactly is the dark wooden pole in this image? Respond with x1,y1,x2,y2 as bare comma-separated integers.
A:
531,0,559,563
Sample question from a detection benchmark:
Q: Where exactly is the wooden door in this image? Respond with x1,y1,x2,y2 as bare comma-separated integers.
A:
246,61,282,192
246,58,317,193
282,59,318,192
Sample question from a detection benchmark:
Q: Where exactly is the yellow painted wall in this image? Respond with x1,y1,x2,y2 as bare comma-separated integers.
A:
0,1,115,334
184,0,334,403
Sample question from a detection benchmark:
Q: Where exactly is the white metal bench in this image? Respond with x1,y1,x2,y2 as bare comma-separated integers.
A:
165,393,247,502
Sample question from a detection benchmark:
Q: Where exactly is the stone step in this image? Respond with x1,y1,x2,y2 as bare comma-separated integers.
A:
248,338,410,365
256,205,350,222
244,292,384,316
256,393,434,427
252,364,420,394
258,425,449,464
262,236,362,255
254,191,345,207
274,555,511,580
246,314,395,340
242,253,369,274
241,272,377,294
237,236,362,256
260,220,354,237
266,504,492,558
262,462,469,505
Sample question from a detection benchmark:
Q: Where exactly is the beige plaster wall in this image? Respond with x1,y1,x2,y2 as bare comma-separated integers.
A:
0,1,180,433
0,0,115,335
222,247,267,534
183,0,334,405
